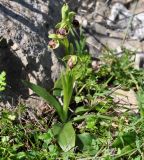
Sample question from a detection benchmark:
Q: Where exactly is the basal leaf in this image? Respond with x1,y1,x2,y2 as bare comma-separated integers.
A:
58,121,75,152
52,123,62,137
23,81,64,122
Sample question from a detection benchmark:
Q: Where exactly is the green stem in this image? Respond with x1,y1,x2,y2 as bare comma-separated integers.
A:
61,38,69,55
62,71,74,122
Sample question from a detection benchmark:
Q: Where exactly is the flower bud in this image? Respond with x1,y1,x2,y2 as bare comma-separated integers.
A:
72,19,80,28
67,58,73,69
67,55,77,69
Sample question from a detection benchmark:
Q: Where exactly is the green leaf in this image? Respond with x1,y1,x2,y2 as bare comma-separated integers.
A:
2,136,9,143
76,133,95,151
23,81,65,122
48,34,64,39
112,131,136,148
0,71,6,80
8,114,16,121
52,123,62,137
12,143,24,151
75,106,89,115
38,131,53,145
56,4,75,30
73,114,112,122
114,147,136,159
61,4,69,20
58,121,75,152
120,145,134,154
69,43,74,54
75,40,80,53
53,76,62,96
60,38,69,54
68,12,76,22
55,22,61,28
134,156,141,160
16,152,26,159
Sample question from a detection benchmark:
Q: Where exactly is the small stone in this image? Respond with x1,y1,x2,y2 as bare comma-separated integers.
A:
112,89,138,114
82,18,88,28
91,60,100,70
11,43,19,51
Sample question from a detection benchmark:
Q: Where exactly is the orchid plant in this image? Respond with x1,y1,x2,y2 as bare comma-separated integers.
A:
24,3,79,152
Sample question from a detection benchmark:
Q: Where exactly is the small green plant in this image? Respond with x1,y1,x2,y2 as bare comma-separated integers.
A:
98,49,144,90
0,71,6,91
24,70,76,152
24,4,82,152
0,107,60,159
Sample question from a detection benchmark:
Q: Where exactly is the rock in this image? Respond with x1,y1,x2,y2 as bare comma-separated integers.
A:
106,2,144,40
0,0,144,107
112,89,138,114
74,0,144,70
75,15,88,28
86,35,102,58
94,0,109,23
129,0,144,13
0,0,80,100
11,43,19,51
135,53,144,69
112,0,134,4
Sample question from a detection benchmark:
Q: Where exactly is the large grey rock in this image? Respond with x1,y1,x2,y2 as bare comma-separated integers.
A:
77,0,144,69
0,0,80,99
0,0,144,104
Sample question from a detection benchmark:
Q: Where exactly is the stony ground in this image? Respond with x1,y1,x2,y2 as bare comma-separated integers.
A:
0,0,144,110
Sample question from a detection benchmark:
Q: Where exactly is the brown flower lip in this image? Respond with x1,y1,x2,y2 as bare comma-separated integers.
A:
48,40,57,49
56,28,68,36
